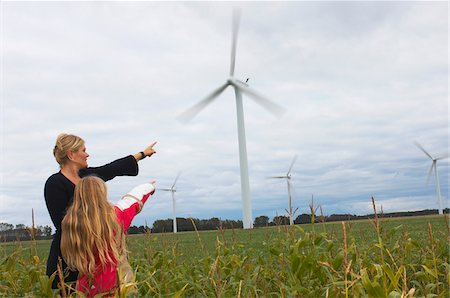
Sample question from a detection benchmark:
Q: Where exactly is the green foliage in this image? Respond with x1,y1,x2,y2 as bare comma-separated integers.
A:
0,247,56,297
0,215,448,297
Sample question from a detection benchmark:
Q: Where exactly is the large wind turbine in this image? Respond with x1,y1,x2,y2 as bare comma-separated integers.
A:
270,155,298,225
159,172,181,233
178,8,285,229
414,142,448,214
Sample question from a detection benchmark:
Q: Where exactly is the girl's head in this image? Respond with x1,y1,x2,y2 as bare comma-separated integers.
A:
61,176,123,278
53,133,89,168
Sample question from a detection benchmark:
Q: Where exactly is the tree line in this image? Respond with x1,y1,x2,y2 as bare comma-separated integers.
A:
129,208,447,234
0,223,52,242
1,208,446,240
129,217,243,234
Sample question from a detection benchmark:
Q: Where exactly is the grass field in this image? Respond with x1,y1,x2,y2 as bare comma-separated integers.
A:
1,214,449,297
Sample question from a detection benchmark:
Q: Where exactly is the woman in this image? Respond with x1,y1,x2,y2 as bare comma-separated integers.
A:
44,133,156,289
61,176,155,297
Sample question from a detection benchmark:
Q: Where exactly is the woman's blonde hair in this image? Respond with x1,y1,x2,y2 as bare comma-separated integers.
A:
53,133,85,166
61,176,124,279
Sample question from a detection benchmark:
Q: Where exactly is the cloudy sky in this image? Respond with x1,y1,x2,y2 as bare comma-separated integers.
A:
1,1,448,230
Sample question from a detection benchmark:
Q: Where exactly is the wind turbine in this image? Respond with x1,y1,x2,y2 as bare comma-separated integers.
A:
414,142,448,215
270,155,298,225
178,8,285,229
159,172,181,233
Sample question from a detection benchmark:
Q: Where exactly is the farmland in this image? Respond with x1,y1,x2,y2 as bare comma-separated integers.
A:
1,214,449,297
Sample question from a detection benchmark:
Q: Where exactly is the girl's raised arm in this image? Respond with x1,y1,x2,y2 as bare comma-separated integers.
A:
114,181,156,231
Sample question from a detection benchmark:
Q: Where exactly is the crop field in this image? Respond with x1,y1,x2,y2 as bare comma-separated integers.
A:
1,214,449,297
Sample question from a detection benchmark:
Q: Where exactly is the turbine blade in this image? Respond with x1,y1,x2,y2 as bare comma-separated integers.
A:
172,171,182,189
158,188,173,192
235,83,285,118
426,162,435,185
287,155,298,175
414,141,433,160
230,8,241,77
177,82,229,122
269,176,287,179
435,154,449,160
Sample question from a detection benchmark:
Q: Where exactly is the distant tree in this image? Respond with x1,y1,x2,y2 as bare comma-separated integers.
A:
34,225,52,238
221,219,242,229
0,223,14,231
272,215,290,226
0,222,15,240
42,225,52,237
152,219,173,233
14,225,30,240
127,225,139,234
328,214,356,222
254,216,269,227
294,213,312,224
32,226,43,238
208,217,221,230
177,218,193,232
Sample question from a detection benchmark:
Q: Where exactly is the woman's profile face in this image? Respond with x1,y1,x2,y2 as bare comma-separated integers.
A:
72,144,89,169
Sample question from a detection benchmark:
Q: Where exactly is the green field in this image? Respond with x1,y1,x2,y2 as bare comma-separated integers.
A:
1,215,449,297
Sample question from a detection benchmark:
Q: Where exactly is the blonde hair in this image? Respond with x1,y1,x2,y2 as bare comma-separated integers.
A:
61,176,124,279
53,133,85,166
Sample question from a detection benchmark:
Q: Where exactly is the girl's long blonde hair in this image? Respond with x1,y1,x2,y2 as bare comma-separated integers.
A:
61,176,124,278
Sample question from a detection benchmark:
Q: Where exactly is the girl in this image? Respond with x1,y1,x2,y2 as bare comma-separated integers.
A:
61,175,155,297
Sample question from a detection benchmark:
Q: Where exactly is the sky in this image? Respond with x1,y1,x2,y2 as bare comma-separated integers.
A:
1,1,448,231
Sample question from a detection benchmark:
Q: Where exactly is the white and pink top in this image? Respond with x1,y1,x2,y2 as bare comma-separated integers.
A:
76,182,155,297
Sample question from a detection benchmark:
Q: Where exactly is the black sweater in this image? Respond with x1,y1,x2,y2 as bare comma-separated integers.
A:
44,155,139,287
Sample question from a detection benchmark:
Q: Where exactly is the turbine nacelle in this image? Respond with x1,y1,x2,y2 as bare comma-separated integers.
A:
228,77,248,88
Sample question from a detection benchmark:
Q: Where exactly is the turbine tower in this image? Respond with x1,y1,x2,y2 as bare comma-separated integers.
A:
159,172,181,233
178,8,285,229
270,155,298,225
414,142,448,214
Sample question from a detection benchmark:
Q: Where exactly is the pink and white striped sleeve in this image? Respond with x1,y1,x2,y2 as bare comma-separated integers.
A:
114,183,155,231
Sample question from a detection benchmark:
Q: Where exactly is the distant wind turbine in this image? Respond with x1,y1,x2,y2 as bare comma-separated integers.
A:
178,8,285,229
414,142,448,214
270,155,298,225
159,172,181,233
